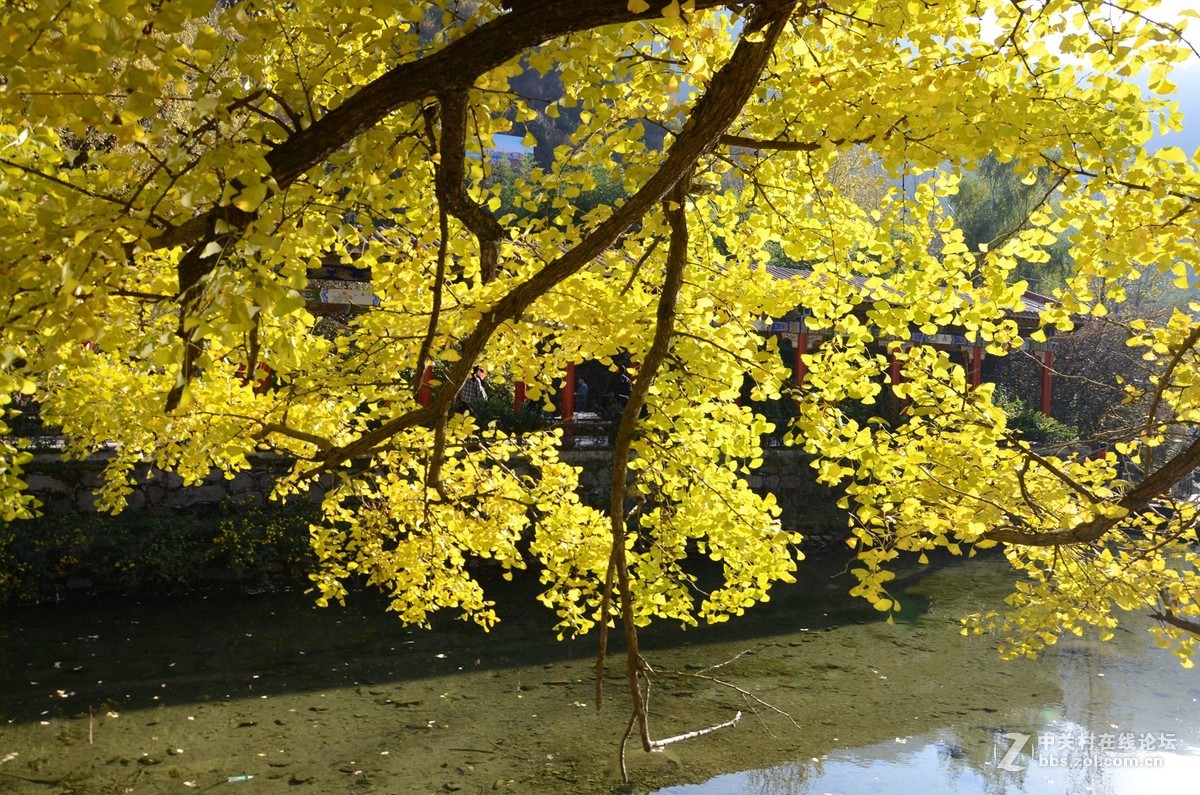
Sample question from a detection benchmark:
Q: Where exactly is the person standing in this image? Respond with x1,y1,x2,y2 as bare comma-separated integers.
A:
457,365,488,409
574,377,589,413
613,367,632,408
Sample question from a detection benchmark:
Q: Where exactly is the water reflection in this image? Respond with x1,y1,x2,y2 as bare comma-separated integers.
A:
689,729,1200,795
652,563,1200,795
0,554,1195,794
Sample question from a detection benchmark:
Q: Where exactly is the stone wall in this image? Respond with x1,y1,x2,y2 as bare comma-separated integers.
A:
23,453,303,516
560,448,846,543
20,448,848,542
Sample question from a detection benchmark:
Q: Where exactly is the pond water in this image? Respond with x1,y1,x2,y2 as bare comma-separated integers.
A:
0,553,1197,794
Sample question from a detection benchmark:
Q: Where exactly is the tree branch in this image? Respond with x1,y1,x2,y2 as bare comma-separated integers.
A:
148,1,749,253
649,711,742,749
436,87,505,284
414,104,449,401
985,433,1200,546
315,0,799,470
605,176,695,755
164,205,254,411
719,133,823,151
253,422,334,453
1151,607,1200,638
1142,323,1200,440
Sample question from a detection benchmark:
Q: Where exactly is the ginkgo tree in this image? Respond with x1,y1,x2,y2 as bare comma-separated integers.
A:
3,0,1200,772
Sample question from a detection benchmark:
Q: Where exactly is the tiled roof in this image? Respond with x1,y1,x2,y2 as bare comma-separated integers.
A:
763,265,1053,321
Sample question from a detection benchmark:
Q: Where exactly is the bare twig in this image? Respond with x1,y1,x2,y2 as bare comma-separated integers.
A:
649,711,743,750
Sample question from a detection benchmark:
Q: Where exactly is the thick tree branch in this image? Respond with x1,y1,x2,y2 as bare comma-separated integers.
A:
252,422,333,453
148,0,746,253
164,205,255,412
720,133,823,152
985,433,1200,546
1151,606,1200,638
719,114,906,153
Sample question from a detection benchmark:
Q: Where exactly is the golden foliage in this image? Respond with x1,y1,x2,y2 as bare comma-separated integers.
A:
1,0,1199,671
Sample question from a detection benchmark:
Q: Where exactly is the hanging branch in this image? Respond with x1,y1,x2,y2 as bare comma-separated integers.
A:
601,176,694,757
413,103,449,402
601,171,767,782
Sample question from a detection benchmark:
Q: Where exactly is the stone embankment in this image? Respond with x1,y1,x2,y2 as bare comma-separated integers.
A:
20,448,848,539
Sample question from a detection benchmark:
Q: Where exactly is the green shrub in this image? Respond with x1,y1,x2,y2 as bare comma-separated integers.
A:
465,394,553,435
209,501,318,575
997,392,1078,446
0,501,319,604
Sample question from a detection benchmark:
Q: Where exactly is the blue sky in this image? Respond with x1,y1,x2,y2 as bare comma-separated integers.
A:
1148,0,1200,154
1153,56,1200,153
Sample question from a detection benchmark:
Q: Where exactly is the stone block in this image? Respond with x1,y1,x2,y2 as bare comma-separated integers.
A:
23,474,71,495
163,484,226,508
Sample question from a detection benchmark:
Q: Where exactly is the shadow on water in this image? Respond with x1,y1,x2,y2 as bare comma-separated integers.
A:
0,551,889,723
1,551,1194,794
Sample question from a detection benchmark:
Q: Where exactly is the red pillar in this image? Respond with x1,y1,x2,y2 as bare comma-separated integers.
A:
254,363,272,393
1040,349,1053,417
794,332,808,386
418,365,433,406
889,350,901,387
562,362,576,420
514,380,526,412
970,345,982,388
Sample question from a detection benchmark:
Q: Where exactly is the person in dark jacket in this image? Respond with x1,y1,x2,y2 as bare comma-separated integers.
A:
574,377,589,412
457,365,487,409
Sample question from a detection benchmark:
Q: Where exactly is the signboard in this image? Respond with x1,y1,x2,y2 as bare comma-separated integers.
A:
909,332,970,347
318,287,379,306
303,279,380,308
